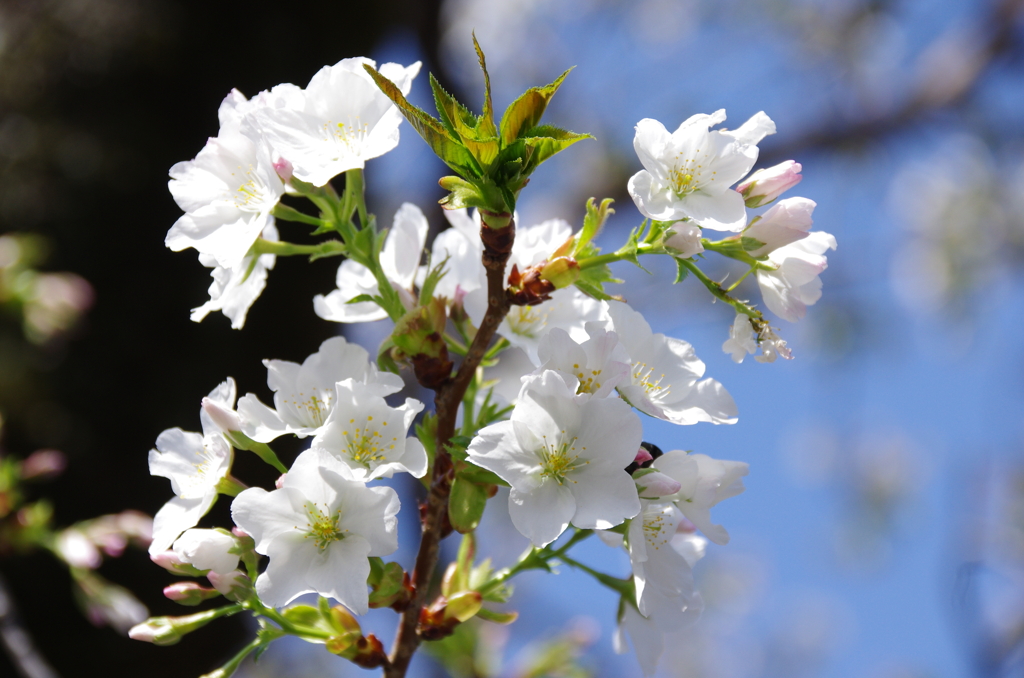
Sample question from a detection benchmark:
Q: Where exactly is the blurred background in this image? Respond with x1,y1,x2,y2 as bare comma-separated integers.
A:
1,0,1023,676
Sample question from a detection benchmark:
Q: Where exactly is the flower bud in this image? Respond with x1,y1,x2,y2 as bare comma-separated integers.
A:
19,449,66,480
664,223,704,259
273,157,294,182
163,582,220,606
129,608,233,646
151,550,206,577
201,397,242,433
634,470,682,499
206,571,253,602
741,197,815,257
540,257,581,289
737,160,803,208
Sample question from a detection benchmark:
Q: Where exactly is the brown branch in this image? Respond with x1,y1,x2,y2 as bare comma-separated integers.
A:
385,219,515,678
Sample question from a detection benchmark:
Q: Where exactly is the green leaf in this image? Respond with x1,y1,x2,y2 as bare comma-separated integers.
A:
457,462,509,487
419,254,449,305
521,127,592,174
673,257,691,284
363,65,479,176
430,73,469,139
574,278,613,301
575,197,615,255
499,68,572,145
476,607,518,624
345,293,377,305
473,33,498,138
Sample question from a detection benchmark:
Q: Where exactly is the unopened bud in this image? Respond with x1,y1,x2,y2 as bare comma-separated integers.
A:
634,470,682,499
206,571,253,602
664,223,704,259
273,157,294,182
737,160,802,208
163,582,220,606
19,449,66,480
129,607,236,646
201,397,242,433
151,550,206,577
540,257,580,289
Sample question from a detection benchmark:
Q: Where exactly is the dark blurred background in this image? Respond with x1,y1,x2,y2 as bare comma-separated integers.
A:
3,1,1024,677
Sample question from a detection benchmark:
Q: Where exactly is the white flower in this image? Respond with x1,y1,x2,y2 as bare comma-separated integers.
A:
613,528,707,677
237,336,404,442
191,222,278,329
737,159,803,207
723,313,758,363
756,230,837,322
172,528,239,575
230,449,400,612
310,378,427,481
626,502,702,621
535,326,630,398
663,222,704,258
424,208,485,301
256,58,421,187
148,426,232,555
627,110,776,231
467,370,642,547
755,325,793,363
606,301,738,425
166,128,284,271
314,203,427,323
652,450,748,545
742,196,815,257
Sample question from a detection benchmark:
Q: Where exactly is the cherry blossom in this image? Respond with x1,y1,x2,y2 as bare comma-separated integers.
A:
467,370,642,547
627,110,776,231
230,449,399,612
756,230,837,322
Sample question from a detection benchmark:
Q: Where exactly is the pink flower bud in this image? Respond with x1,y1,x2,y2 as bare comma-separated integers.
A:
201,397,242,433
633,448,654,466
207,571,253,602
19,449,66,480
635,471,682,499
163,581,219,606
273,157,294,182
274,473,287,489
737,160,803,208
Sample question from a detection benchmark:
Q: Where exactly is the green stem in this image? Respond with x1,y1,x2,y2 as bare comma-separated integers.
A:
223,431,289,474
482,337,510,361
557,554,634,598
250,238,345,259
249,602,332,640
678,259,760,320
346,169,369,229
201,635,266,678
271,203,332,230
444,334,468,357
477,530,592,597
725,266,755,293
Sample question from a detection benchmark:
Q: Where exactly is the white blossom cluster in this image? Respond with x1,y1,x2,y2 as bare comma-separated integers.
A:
148,49,838,677
165,57,420,329
627,110,837,363
147,337,417,614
